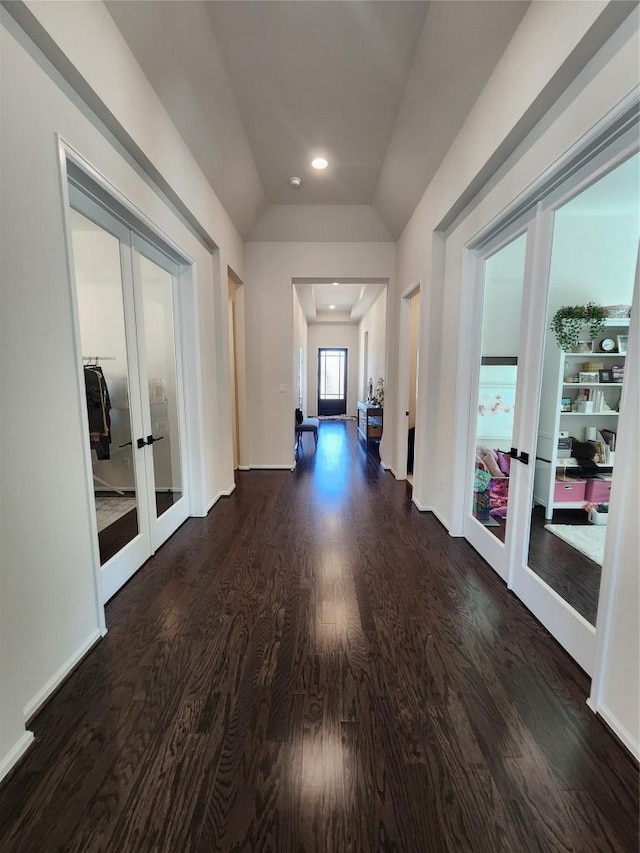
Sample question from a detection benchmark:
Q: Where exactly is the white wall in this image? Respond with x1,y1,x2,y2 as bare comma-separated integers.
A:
396,5,639,516
307,324,360,417
392,5,639,753
548,214,638,313
591,274,639,758
21,0,244,276
244,242,395,468
0,8,237,779
250,205,392,243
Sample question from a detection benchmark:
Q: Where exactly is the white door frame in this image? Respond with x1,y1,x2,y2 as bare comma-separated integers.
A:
58,139,204,607
395,280,420,481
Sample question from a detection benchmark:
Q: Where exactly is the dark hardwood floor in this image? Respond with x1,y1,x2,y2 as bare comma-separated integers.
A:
478,508,601,625
1,421,637,852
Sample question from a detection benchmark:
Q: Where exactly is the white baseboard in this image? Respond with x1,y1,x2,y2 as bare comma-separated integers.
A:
591,703,639,761
0,731,34,784
412,497,431,512
23,629,102,723
237,466,250,471
249,464,295,470
411,500,451,533
205,483,237,513
432,506,451,531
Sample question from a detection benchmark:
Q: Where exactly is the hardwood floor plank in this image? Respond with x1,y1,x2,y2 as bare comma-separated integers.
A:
0,421,637,853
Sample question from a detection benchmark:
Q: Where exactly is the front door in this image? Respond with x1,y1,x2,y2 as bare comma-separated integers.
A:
317,348,347,416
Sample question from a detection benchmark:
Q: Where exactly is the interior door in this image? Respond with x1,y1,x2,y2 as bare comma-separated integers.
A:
463,227,531,580
132,236,190,550
317,348,347,416
509,150,640,674
69,186,190,601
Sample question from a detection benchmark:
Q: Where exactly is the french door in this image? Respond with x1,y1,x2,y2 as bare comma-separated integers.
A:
463,223,534,581
508,149,639,674
463,142,639,674
68,185,190,602
317,348,347,416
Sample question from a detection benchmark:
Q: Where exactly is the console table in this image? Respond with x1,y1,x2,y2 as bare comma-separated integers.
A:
357,402,383,443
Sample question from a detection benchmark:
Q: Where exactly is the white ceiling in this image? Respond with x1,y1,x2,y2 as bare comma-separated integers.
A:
105,0,530,240
294,278,387,324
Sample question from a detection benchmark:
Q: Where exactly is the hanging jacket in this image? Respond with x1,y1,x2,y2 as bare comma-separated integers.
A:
84,365,112,459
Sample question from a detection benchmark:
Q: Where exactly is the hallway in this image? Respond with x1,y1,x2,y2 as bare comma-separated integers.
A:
0,421,637,852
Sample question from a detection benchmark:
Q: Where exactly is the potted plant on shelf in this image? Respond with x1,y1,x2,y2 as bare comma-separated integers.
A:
371,377,384,408
550,302,607,352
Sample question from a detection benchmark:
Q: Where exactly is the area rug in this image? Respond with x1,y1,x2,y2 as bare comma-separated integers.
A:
95,496,137,532
544,523,606,566
317,415,357,421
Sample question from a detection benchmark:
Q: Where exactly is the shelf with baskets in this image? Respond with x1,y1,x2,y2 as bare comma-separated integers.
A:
533,319,628,520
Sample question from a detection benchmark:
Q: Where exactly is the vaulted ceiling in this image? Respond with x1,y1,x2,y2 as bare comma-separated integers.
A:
105,0,530,241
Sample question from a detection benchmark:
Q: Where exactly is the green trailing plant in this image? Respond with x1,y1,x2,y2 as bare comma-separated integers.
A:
550,302,607,351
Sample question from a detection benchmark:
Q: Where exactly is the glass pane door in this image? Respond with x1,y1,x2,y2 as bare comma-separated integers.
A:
318,348,347,416
464,231,528,579
515,151,639,672
132,238,189,549
68,195,153,603
69,184,190,601
139,254,183,518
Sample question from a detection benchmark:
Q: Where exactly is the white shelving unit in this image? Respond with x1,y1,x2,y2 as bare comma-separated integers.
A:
533,319,628,520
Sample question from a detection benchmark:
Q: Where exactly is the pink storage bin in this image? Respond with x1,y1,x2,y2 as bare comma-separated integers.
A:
554,478,587,502
585,479,612,502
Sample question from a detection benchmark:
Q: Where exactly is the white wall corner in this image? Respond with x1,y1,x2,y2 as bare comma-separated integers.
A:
205,483,236,514
411,497,432,513
593,704,640,762
23,629,102,723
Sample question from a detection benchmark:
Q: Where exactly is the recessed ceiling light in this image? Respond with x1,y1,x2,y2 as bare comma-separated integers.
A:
329,304,336,310
332,282,339,286
311,157,328,170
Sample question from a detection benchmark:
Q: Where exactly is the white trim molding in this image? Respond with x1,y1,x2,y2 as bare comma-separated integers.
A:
205,483,237,514
592,705,640,763
0,732,35,785
23,629,103,723
250,464,297,471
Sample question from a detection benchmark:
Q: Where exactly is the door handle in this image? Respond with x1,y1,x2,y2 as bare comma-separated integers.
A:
137,437,147,449
518,451,530,465
147,434,164,445
119,440,132,448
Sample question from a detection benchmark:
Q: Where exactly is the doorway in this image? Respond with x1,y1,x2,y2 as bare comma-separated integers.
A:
68,184,190,602
317,348,348,416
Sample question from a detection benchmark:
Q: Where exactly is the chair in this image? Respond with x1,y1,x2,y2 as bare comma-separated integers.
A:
295,408,319,453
